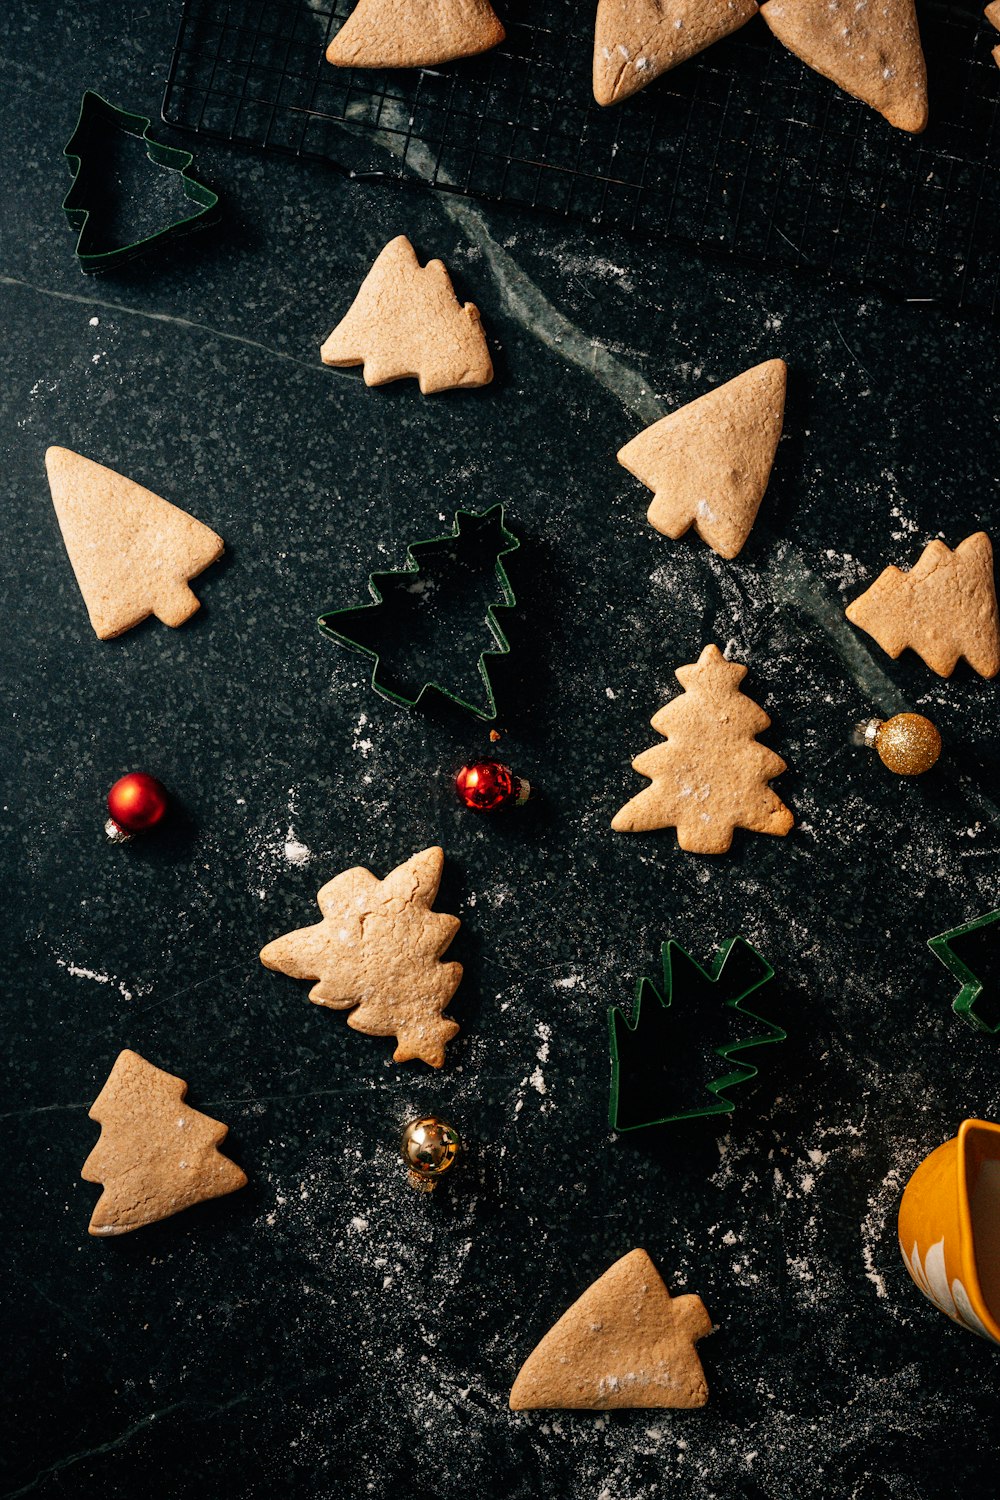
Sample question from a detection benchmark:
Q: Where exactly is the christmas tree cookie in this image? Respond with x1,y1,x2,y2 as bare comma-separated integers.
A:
617,360,786,559
260,846,462,1067
321,236,493,394
510,1249,712,1410
846,532,1000,678
613,644,793,853
760,0,928,133
326,0,504,70
46,447,223,639
594,0,758,106
82,1050,246,1236
988,3,1000,68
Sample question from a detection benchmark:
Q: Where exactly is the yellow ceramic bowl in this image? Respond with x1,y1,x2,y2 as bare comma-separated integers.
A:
898,1119,1000,1344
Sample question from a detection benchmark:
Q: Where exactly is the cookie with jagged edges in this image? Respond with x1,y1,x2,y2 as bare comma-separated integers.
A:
617,359,786,559
326,0,504,69
260,846,463,1067
594,0,758,106
760,0,928,133
321,236,493,394
846,532,1000,679
510,1248,713,1410
46,446,223,640
612,644,793,854
82,1050,247,1236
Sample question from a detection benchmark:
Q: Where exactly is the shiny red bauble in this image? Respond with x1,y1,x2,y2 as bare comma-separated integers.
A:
455,760,529,812
106,772,170,840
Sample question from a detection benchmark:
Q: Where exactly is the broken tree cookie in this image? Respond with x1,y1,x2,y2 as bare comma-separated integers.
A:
259,846,463,1067
46,446,224,640
594,0,758,107
845,532,1000,679
617,358,786,559
760,0,928,134
510,1248,712,1410
82,1050,247,1236
326,0,504,69
321,236,493,394
612,644,793,854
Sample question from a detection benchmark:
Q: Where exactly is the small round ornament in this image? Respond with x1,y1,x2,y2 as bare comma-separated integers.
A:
859,713,942,776
401,1116,460,1193
105,772,170,842
455,760,530,812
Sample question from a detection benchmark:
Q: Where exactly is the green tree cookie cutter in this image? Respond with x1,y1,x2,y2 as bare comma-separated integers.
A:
608,937,786,1131
62,91,219,272
317,504,520,721
928,908,1000,1033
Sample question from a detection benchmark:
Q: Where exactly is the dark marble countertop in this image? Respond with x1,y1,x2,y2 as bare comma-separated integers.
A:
3,4,1000,1498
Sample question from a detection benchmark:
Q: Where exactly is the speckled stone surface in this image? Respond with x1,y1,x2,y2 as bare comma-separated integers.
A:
4,4,1000,1498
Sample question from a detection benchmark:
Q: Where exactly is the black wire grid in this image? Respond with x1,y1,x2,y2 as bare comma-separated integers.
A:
163,0,1000,313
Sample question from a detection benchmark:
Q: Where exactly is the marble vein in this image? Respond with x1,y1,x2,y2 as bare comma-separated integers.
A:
0,275,322,376
4,1392,261,1499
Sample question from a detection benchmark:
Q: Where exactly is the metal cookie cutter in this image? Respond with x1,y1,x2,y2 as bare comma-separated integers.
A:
608,937,786,1131
318,504,520,721
62,91,219,272
928,908,1000,1034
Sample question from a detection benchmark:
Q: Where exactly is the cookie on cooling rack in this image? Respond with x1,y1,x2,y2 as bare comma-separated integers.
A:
325,0,504,69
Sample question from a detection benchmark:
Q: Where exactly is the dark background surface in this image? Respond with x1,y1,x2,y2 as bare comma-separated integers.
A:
3,4,1000,1498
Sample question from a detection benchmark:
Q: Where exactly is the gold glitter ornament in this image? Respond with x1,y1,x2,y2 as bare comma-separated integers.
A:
860,713,942,776
401,1116,460,1192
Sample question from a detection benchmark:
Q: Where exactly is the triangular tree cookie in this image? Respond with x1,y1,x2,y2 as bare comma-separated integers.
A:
845,532,1000,679
760,0,928,134
82,1050,247,1236
326,0,504,70
260,846,463,1067
46,447,223,640
617,359,786,559
509,1248,712,1410
613,644,793,853
321,236,493,394
594,0,758,107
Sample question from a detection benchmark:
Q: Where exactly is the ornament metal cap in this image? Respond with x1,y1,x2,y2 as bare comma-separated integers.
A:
401,1116,460,1192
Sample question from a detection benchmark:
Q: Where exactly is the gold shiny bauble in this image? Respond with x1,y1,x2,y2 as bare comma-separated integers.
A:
401,1116,460,1192
863,713,942,776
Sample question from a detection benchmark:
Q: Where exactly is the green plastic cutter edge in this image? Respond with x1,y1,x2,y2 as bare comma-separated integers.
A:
62,91,219,273
317,503,520,721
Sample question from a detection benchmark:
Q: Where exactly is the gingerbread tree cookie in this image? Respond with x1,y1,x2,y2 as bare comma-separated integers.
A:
594,0,758,107
46,446,224,640
612,644,793,853
760,0,928,134
988,3,1000,68
320,236,493,394
845,532,1000,679
510,1248,712,1410
260,846,462,1067
82,1050,247,1236
326,0,504,70
617,359,786,559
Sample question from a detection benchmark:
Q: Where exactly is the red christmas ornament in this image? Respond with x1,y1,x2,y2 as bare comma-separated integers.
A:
106,772,169,842
455,760,530,812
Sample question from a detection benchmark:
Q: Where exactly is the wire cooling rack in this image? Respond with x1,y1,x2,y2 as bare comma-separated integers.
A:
162,0,1000,314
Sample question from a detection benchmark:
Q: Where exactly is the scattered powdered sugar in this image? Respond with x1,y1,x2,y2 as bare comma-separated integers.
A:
53,955,149,1003
250,786,314,896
